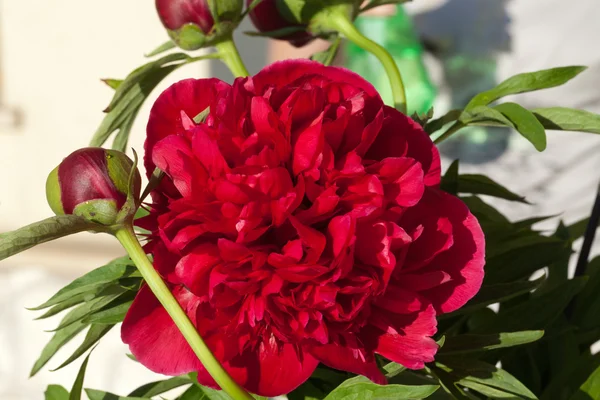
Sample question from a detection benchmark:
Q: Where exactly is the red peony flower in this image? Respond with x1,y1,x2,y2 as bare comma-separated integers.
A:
122,60,485,397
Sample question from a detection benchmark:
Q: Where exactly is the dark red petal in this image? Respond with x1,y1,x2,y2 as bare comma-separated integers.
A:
246,59,380,99
152,135,206,198
145,78,230,176
366,106,441,186
198,338,319,397
309,342,386,385
367,304,438,369
121,285,204,375
400,188,485,313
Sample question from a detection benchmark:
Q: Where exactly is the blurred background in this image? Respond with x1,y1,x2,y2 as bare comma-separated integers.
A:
0,0,599,398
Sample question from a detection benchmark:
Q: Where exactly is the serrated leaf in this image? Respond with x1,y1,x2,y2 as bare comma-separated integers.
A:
533,107,600,134
30,310,89,376
45,385,69,400
466,66,586,109
31,256,135,310
324,375,439,400
0,215,94,261
476,278,586,334
440,331,544,355
53,324,114,371
437,358,537,400
311,37,342,67
495,102,547,151
128,376,193,397
69,352,93,400
456,173,528,203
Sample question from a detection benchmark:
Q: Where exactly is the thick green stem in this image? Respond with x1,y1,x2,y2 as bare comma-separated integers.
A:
115,228,253,400
215,36,249,77
326,12,407,113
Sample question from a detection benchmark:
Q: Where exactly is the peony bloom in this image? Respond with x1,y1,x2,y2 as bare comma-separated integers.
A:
122,60,485,397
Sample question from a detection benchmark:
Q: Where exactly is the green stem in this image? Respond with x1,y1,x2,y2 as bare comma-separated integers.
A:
433,121,465,144
115,228,253,400
215,36,249,77
326,12,407,113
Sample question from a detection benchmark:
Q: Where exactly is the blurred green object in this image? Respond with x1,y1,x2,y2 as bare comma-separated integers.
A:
345,5,436,115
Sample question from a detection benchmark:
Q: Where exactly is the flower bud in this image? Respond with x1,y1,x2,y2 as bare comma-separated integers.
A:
46,148,141,227
248,0,360,47
156,0,244,50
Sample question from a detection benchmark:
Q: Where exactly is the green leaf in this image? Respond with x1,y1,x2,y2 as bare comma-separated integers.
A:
49,289,124,331
440,160,459,195
31,256,135,310
85,389,147,400
436,358,537,400
533,107,600,134
101,79,123,90
324,375,439,400
461,196,510,224
495,102,547,151
425,109,462,135
83,298,133,325
35,292,91,320
440,331,544,355
128,376,193,397
445,276,545,317
475,278,587,334
45,385,69,400
572,257,600,330
53,324,114,371
311,37,342,67
461,105,516,128
89,53,191,149
30,310,89,376
466,66,586,109
0,215,95,261
456,173,528,203
145,40,177,57
567,217,597,241
69,352,93,400
569,364,600,400
485,234,569,283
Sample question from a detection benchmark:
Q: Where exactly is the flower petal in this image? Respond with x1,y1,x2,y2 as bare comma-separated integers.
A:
121,285,204,375
400,188,485,313
366,107,441,187
145,78,231,176
309,342,386,385
197,337,319,397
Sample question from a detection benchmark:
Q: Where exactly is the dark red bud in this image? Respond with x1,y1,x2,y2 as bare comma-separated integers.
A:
247,0,314,47
156,0,214,33
46,148,141,226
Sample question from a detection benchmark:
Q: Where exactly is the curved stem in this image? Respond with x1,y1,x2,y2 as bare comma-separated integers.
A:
215,36,249,77
434,121,465,144
327,12,407,113
115,228,253,400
